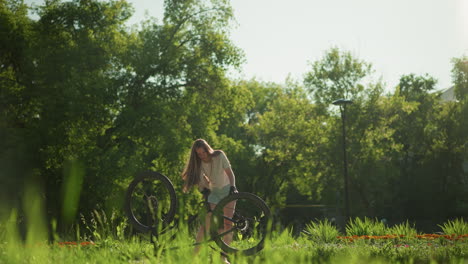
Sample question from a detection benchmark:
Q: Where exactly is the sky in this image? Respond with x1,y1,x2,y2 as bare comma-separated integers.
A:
27,0,468,91
126,0,467,92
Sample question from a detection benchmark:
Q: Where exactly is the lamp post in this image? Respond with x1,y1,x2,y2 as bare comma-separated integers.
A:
332,99,353,223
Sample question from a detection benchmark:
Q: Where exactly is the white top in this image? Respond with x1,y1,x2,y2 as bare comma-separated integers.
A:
200,151,231,189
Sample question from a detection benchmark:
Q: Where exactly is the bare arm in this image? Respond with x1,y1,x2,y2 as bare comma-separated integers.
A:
224,167,236,187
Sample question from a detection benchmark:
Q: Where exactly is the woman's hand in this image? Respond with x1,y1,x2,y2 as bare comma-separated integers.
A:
201,188,210,201
229,186,238,195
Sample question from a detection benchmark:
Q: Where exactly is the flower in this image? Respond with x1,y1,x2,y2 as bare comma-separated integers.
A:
57,241,95,248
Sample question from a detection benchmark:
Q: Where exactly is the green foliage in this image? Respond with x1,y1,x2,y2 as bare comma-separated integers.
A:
273,226,297,246
0,0,246,228
249,85,333,205
439,218,468,235
346,217,387,236
302,219,341,243
80,209,129,241
451,56,468,100
397,73,437,100
388,221,419,237
304,47,373,105
61,159,85,225
1,213,468,264
1,0,467,240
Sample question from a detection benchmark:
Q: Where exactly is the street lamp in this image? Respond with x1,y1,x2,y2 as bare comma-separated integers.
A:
332,99,353,223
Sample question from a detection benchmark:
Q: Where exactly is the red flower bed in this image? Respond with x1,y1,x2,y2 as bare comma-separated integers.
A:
337,234,468,242
57,241,96,247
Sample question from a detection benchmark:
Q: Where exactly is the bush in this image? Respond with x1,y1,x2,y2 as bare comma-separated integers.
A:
346,217,386,236
438,218,468,235
388,220,419,236
302,219,341,243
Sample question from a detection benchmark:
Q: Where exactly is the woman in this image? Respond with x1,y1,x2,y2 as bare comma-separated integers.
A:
181,139,237,257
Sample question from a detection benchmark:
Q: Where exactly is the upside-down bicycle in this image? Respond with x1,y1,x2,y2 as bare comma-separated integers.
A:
124,171,271,256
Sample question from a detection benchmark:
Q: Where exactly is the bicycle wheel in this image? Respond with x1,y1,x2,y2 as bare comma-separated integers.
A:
124,171,177,233
210,192,270,256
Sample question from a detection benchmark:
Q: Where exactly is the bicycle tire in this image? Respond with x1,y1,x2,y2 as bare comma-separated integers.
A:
210,192,270,256
124,171,177,233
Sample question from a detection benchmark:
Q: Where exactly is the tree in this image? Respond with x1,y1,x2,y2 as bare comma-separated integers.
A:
0,0,245,227
247,84,333,206
0,0,34,212
451,57,468,100
302,48,396,218
427,56,468,218
0,0,136,223
304,47,372,106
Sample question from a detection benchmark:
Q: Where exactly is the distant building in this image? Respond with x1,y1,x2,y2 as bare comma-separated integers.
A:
439,86,456,102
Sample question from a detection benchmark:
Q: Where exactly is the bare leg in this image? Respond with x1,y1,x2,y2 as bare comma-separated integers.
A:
222,200,236,245
219,201,235,264
193,203,216,254
193,225,205,254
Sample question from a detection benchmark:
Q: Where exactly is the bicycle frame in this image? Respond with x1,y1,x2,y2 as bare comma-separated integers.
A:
125,171,270,256
149,192,236,251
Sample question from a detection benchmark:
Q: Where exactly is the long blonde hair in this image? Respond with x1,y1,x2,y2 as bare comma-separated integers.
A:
181,139,221,192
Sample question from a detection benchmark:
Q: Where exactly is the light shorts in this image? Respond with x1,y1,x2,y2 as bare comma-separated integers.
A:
207,185,230,204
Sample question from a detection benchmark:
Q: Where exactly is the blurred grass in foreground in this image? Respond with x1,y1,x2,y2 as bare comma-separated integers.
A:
1,180,467,264
1,214,467,264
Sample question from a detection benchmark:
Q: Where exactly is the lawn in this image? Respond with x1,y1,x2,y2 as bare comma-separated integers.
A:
1,216,468,263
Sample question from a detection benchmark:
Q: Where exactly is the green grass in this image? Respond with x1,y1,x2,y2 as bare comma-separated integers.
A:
346,217,387,236
2,231,467,264
388,220,419,237
439,218,468,235
302,219,341,243
1,211,468,264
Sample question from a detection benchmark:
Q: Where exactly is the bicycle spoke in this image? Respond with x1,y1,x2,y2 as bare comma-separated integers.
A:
125,171,177,233
216,227,236,238
210,193,270,256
